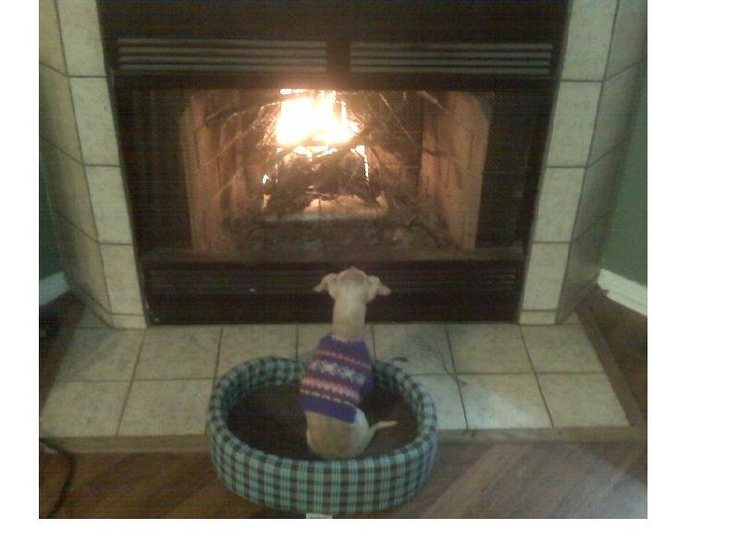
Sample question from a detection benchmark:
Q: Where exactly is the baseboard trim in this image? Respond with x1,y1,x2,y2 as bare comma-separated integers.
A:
40,272,70,306
597,269,647,316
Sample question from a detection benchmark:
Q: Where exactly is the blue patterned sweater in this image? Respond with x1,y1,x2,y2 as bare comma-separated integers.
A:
298,334,374,423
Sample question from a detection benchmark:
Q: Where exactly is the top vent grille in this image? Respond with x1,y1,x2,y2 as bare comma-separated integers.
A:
350,42,554,76
115,38,328,73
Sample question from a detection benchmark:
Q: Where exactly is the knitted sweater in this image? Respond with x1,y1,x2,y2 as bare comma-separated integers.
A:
298,334,374,423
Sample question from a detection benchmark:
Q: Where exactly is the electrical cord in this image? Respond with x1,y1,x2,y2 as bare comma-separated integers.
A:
39,438,76,518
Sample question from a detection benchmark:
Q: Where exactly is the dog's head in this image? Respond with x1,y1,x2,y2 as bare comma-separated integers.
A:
313,267,391,304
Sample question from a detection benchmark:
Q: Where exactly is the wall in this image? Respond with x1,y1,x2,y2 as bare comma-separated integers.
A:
601,71,647,286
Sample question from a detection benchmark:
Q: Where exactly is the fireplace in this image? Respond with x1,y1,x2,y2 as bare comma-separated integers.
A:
95,0,567,324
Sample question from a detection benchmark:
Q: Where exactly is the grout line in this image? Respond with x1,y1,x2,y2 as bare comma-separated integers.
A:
114,331,147,436
124,377,216,383
443,324,470,430
39,60,68,78
52,210,100,245
213,326,224,387
600,0,621,83
571,212,610,244
39,136,84,168
54,378,133,384
518,325,555,428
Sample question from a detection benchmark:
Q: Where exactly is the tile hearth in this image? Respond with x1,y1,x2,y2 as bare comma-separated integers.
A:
40,310,633,448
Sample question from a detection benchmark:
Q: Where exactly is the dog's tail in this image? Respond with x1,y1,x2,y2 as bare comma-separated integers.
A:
359,420,398,453
369,420,398,434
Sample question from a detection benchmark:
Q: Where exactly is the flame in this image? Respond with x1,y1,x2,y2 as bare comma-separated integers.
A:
263,90,370,194
275,90,359,156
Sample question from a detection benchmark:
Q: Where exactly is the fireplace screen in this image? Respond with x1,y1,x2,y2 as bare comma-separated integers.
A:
126,85,542,264
180,88,494,261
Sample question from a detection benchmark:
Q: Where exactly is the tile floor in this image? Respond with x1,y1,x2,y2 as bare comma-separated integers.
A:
39,310,630,440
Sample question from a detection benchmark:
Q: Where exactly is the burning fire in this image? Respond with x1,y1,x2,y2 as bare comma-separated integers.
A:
275,89,359,155
263,89,370,192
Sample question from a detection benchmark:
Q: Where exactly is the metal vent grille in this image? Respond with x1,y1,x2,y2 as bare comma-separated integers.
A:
115,38,328,73
351,42,554,76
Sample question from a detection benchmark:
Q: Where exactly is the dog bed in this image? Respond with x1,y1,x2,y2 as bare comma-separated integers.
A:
207,357,438,515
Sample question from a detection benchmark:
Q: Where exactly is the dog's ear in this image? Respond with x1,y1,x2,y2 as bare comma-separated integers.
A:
366,275,391,302
314,273,339,297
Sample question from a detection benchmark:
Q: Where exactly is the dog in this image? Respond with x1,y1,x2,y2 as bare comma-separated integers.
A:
298,267,397,459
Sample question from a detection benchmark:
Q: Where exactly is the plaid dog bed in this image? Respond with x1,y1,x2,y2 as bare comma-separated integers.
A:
207,357,438,515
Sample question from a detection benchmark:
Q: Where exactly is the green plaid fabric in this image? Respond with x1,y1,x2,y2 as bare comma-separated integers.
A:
208,357,438,515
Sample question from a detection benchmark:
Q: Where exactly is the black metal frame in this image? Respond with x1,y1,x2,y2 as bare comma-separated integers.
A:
97,0,568,324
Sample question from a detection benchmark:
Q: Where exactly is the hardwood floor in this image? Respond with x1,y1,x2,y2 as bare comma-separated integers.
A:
40,442,646,518
39,289,647,518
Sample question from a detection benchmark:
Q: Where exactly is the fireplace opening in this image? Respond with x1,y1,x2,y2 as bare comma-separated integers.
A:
181,88,496,262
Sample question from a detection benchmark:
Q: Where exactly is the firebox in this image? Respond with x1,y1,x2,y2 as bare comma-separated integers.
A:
99,0,568,324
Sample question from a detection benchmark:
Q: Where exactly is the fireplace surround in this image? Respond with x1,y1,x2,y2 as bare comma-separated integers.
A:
40,0,647,328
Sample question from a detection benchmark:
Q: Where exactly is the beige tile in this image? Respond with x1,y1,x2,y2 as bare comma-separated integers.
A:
100,244,143,315
39,0,66,73
86,166,133,244
118,380,212,436
538,373,628,427
373,324,453,375
111,314,148,329
521,325,603,373
545,81,601,167
458,374,551,429
448,324,532,374
218,324,297,376
57,328,143,381
69,77,120,165
519,311,557,325
589,63,645,163
562,312,581,325
39,64,82,161
561,0,618,80
521,243,569,310
606,0,647,78
412,374,466,430
55,218,110,310
532,168,584,242
297,323,334,362
136,326,221,380
41,140,97,239
574,145,626,238
40,381,130,437
77,307,109,328
57,0,106,76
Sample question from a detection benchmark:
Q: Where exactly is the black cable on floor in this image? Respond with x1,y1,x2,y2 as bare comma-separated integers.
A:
39,438,76,518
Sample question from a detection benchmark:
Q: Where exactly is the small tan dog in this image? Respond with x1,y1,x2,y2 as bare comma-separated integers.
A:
298,267,397,459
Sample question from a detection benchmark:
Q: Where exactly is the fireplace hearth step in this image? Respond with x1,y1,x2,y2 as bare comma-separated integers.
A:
39,311,640,453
